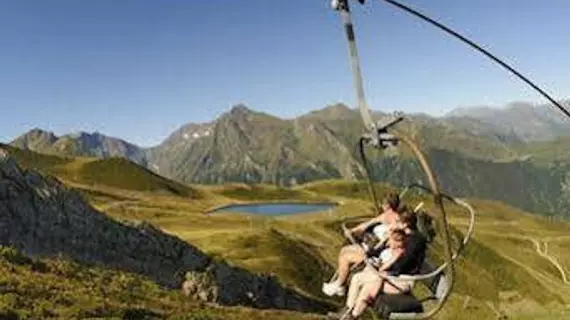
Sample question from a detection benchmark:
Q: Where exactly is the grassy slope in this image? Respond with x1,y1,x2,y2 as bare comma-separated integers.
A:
207,183,329,202
1,143,201,198
514,135,570,165
2,147,570,319
86,181,570,320
0,246,321,320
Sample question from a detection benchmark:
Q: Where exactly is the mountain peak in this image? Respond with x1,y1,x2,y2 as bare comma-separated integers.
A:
230,104,253,115
28,127,52,135
301,102,357,120
222,103,280,122
13,128,58,146
25,128,57,138
324,103,352,113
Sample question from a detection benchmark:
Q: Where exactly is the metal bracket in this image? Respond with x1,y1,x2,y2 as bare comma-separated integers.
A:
331,0,346,11
331,0,365,11
362,112,404,149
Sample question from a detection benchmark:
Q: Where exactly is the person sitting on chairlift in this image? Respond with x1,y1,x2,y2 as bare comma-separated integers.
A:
328,209,427,320
322,193,402,297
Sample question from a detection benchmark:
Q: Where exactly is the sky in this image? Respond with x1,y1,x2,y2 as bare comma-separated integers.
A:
1,0,569,147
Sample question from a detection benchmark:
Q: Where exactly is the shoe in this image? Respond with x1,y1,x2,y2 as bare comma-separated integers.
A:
322,282,346,297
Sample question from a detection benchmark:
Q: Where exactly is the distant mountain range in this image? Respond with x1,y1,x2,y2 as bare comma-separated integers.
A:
444,100,570,141
11,128,149,166
6,100,570,217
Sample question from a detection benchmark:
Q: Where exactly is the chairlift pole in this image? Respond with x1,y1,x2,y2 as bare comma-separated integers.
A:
331,1,457,319
333,0,401,215
332,0,375,132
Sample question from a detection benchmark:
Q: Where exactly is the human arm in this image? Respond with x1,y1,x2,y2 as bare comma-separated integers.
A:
371,238,387,251
378,249,403,272
350,215,385,234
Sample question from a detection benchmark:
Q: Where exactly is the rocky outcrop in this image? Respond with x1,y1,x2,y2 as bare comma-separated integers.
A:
0,148,330,313
181,262,325,310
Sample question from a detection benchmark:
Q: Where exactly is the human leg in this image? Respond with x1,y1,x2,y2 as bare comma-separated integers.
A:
345,269,366,309
323,244,366,296
350,277,414,318
348,266,382,318
336,244,366,284
351,278,382,318
327,266,374,320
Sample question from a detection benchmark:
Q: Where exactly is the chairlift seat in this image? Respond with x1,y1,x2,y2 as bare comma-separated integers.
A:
373,293,424,319
373,262,449,320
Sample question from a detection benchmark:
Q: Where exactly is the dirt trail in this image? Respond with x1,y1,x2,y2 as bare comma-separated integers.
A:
530,238,570,284
462,229,569,287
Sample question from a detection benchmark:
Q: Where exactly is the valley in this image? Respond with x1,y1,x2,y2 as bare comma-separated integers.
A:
1,146,569,319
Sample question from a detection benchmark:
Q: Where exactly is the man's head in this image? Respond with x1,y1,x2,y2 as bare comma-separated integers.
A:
381,192,400,212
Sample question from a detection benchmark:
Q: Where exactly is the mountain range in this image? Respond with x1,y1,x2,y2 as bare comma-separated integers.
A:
445,100,570,141
6,100,570,217
11,128,149,166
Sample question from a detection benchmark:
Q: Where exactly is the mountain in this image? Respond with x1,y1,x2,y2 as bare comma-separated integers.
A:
445,100,570,141
11,128,148,166
148,104,366,186
143,104,570,216
6,101,570,218
148,103,524,184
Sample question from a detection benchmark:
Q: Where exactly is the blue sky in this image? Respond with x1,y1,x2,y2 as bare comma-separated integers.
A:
1,0,569,147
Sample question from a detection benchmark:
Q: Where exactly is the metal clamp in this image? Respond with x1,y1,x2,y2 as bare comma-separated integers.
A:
331,0,366,11
361,113,404,149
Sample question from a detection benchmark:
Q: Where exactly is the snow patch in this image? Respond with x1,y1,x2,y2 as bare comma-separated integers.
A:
179,128,212,142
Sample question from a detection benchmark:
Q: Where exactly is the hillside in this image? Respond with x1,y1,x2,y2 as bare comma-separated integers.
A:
367,148,570,218
0,143,199,198
0,246,323,320
81,175,570,320
514,136,570,166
